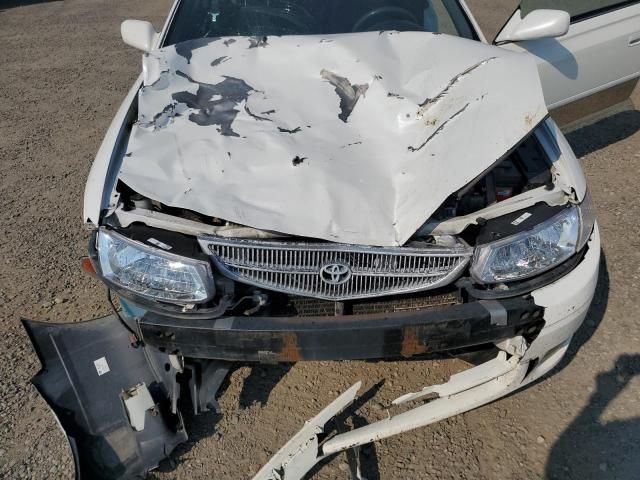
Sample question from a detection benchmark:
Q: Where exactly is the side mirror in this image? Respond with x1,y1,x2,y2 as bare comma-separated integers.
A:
496,9,570,43
121,19,159,52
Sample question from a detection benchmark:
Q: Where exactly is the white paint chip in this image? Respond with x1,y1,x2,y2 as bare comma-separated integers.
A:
94,357,110,376
147,238,172,250
511,212,532,226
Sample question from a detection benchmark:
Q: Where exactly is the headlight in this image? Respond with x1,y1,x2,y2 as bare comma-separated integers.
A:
471,194,595,284
97,228,214,304
577,190,596,251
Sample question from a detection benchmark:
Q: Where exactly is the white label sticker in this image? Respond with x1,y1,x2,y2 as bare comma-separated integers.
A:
511,212,532,226
94,357,110,376
147,238,172,250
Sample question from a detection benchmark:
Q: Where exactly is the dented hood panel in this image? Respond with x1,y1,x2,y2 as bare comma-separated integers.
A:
120,32,547,246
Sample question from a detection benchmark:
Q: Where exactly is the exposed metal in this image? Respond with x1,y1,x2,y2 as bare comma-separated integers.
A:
198,237,473,301
46,1,612,477
479,300,509,326
24,230,601,479
185,360,230,415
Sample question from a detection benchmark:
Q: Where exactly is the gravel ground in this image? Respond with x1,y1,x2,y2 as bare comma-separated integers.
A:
1,1,639,479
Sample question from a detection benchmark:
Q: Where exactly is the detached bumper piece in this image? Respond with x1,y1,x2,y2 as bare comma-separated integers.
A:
22,315,187,480
139,297,544,362
254,350,531,480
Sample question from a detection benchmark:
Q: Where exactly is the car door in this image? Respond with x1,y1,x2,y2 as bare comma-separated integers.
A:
494,1,640,115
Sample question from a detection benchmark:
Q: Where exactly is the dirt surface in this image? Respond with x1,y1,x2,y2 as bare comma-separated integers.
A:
466,0,518,41
1,1,639,479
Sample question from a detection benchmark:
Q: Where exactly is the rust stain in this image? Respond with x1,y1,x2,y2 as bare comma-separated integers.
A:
278,332,302,361
400,326,428,358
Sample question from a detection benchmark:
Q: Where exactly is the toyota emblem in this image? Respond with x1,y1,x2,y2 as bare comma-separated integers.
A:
320,262,352,285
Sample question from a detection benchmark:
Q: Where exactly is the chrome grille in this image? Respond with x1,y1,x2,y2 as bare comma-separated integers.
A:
198,238,472,301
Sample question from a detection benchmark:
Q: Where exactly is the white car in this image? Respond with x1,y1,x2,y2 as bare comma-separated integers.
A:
23,1,640,479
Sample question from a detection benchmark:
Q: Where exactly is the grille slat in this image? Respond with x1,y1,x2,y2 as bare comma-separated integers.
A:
199,238,472,301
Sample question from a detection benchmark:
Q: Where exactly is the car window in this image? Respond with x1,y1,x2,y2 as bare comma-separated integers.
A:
520,0,640,21
164,0,476,46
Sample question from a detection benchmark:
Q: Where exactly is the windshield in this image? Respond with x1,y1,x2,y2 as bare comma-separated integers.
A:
164,0,476,46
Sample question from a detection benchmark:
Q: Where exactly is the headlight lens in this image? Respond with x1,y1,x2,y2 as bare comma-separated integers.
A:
577,190,596,251
97,229,213,304
471,206,582,284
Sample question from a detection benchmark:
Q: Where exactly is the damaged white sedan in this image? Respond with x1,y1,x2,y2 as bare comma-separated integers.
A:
23,0,640,479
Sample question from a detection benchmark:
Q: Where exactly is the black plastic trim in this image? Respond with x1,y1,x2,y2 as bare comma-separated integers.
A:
22,316,187,480
138,296,545,362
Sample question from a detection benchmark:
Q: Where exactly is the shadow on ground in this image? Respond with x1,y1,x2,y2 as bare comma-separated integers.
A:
566,109,640,158
308,381,386,480
546,353,640,479
542,253,639,479
238,363,293,409
152,400,223,475
152,363,293,475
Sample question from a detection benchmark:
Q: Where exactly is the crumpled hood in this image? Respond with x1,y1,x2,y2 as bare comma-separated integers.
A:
120,31,547,246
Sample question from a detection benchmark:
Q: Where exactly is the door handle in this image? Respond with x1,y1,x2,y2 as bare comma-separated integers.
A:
629,33,640,47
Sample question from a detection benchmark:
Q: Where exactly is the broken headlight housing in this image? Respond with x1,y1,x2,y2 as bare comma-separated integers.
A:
471,192,596,284
97,228,214,304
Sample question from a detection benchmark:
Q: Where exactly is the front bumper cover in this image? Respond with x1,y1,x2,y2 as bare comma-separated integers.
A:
22,316,187,480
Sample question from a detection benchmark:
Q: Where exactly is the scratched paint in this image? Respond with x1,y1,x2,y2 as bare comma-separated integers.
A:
419,57,497,110
121,31,547,246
